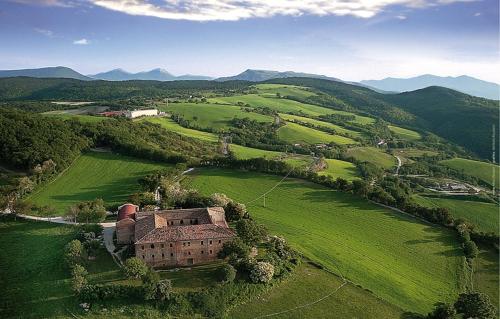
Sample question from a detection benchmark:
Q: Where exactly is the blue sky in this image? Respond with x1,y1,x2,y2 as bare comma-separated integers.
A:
0,0,498,82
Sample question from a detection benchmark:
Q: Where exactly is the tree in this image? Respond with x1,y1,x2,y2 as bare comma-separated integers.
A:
142,269,160,300
426,303,456,319
124,257,148,279
217,264,236,283
210,193,231,207
225,201,247,221
66,199,107,223
84,239,101,258
250,262,274,283
64,239,85,267
12,200,33,216
454,292,497,319
218,238,250,259
71,264,88,293
236,219,267,246
154,280,173,302
463,240,479,259
16,176,34,196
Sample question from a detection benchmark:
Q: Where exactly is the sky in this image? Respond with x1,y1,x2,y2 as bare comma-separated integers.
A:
0,0,498,82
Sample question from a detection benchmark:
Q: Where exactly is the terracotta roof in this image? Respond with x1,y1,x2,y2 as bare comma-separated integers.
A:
135,224,235,244
133,207,234,244
117,203,138,221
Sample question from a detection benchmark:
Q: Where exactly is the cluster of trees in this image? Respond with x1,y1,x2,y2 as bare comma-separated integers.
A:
66,199,107,223
414,292,497,319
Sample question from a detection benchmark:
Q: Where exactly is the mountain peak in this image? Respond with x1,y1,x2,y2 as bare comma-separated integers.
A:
0,66,92,81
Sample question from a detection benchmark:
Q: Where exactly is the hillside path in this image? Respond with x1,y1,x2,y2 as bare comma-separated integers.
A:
394,155,402,175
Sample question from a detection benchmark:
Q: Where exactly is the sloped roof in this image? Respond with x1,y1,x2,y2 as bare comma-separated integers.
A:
134,207,234,244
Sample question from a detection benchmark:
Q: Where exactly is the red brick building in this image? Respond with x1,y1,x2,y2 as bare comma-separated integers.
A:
116,207,235,267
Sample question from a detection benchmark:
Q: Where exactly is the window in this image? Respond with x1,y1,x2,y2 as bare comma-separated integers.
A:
209,250,213,254
170,253,174,257
201,241,204,245
142,255,145,259
209,240,212,245
218,240,221,244
162,253,164,258
201,250,204,254
180,219,184,224
188,251,191,255
183,242,186,247
188,242,191,246
152,254,154,259
161,244,164,248
169,243,173,247
150,244,154,249
141,245,144,250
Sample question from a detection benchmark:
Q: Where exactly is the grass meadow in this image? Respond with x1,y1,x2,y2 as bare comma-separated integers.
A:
141,117,219,142
165,102,273,130
279,113,363,137
345,146,397,169
29,151,169,214
253,83,316,99
413,195,499,234
185,168,466,313
388,125,421,140
440,158,500,187
228,262,404,319
278,122,358,145
318,159,359,181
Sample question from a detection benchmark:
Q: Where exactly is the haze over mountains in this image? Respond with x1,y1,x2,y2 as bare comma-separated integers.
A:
361,75,499,100
0,66,498,100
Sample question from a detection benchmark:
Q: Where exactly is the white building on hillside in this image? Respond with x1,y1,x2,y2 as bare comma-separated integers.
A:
126,109,158,119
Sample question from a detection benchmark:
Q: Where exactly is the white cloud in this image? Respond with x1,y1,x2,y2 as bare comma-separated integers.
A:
88,0,480,21
474,12,481,16
9,0,76,7
73,38,90,45
34,28,54,37
396,15,407,19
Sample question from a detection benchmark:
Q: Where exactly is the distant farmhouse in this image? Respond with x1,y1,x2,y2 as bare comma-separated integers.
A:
125,109,158,119
116,204,235,267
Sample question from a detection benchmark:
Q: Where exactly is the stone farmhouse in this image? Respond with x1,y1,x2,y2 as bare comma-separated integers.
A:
116,204,235,267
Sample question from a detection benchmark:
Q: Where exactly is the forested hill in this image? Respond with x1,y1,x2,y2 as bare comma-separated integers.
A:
265,77,498,160
0,77,251,100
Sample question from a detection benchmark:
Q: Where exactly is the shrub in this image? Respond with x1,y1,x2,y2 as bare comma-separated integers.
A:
79,284,143,302
235,219,267,246
463,240,479,259
64,239,85,268
210,193,231,207
217,264,236,283
218,238,251,259
71,264,88,293
124,257,148,279
84,239,101,258
225,201,247,221
454,292,497,319
154,280,173,302
250,262,274,283
142,269,160,300
426,303,456,319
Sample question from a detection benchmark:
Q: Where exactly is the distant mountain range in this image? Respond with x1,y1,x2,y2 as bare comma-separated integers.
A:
0,66,92,81
361,75,499,100
88,68,213,81
216,69,342,82
0,66,497,100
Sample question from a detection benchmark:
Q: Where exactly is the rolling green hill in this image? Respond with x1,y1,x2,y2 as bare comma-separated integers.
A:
318,159,359,181
345,147,397,169
388,125,421,140
413,195,499,234
186,168,465,313
440,158,500,187
278,122,358,145
280,113,363,137
29,151,169,213
165,102,273,130
141,117,219,142
254,83,316,99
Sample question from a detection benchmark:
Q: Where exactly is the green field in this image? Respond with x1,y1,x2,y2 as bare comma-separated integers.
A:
473,247,499,309
254,84,316,99
318,159,359,181
440,158,500,187
0,217,81,318
280,113,362,137
141,117,219,142
345,147,397,169
388,125,421,140
229,144,284,160
29,152,169,214
210,94,375,125
164,102,273,130
228,262,404,319
413,195,499,234
283,156,315,169
186,168,465,313
278,122,358,145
